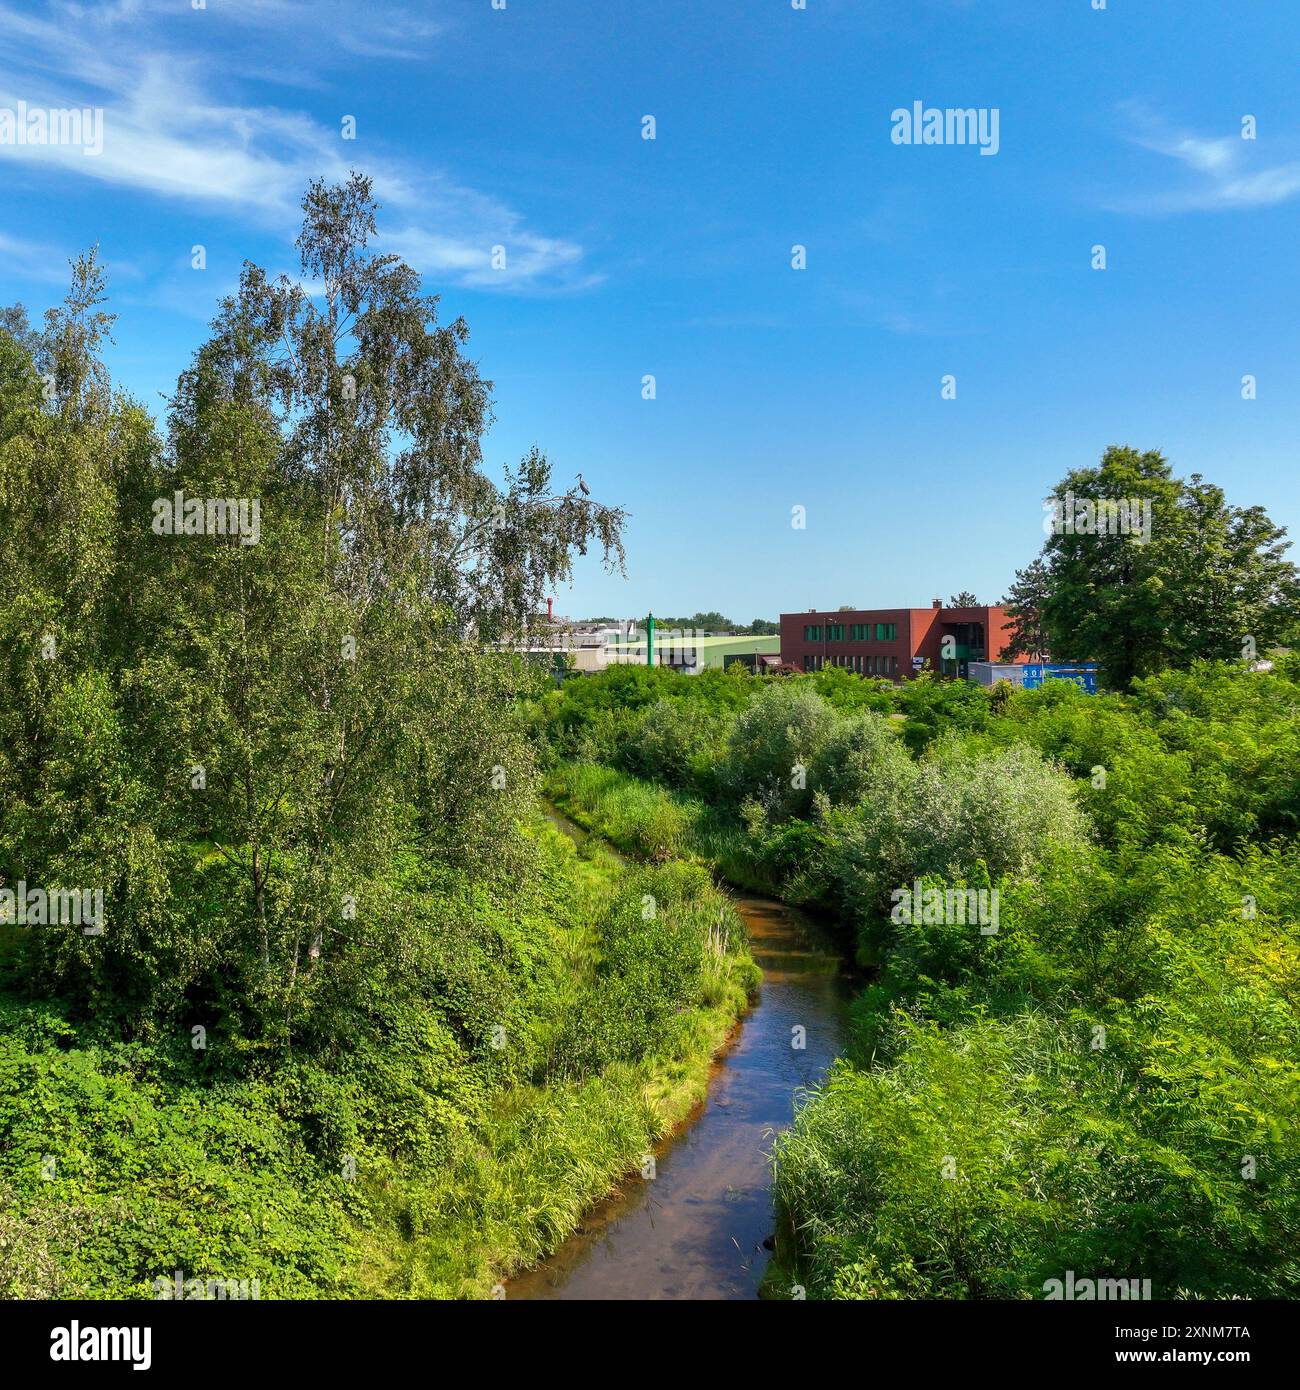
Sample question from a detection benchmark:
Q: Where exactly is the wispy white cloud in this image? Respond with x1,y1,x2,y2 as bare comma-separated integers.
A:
1112,101,1300,212
383,224,596,293
0,0,591,291
0,230,142,291
0,230,80,285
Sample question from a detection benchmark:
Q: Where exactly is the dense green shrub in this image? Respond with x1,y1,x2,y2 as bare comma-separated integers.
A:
724,683,840,819
621,696,736,791
895,673,992,753
808,711,912,808
773,767,1300,1299
904,742,1089,884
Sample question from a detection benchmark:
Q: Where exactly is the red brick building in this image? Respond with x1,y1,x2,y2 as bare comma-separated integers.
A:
779,601,1013,680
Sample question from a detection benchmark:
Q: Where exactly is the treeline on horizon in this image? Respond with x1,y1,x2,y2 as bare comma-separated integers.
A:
576,612,779,636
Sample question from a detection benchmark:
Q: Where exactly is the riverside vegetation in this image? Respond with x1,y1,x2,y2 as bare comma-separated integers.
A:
534,654,1300,1299
0,178,759,1298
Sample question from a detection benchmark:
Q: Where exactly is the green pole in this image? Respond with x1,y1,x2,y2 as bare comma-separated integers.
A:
647,612,655,668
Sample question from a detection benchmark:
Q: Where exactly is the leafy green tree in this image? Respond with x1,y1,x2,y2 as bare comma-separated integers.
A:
2,179,628,1046
948,591,979,607
1034,446,1299,688
999,557,1051,661
1162,474,1299,671
137,175,625,1041
0,255,173,1022
655,611,731,632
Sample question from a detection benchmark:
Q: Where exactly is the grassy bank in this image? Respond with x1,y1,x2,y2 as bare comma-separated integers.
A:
0,817,758,1299
352,819,760,1297
544,761,779,895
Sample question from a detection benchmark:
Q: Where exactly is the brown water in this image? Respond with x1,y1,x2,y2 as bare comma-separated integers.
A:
510,810,853,1300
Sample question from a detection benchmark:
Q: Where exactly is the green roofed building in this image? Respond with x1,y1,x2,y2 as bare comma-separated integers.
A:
606,633,780,672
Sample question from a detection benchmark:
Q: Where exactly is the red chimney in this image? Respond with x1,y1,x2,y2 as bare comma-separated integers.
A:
547,597,553,622
932,598,942,609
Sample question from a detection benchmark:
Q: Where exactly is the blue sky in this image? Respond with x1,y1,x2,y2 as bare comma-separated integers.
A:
3,0,1298,622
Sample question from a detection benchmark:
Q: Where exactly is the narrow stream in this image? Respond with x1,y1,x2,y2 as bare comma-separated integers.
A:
510,808,853,1300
